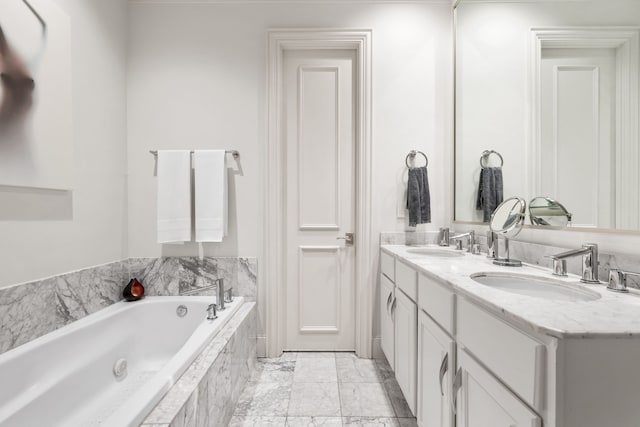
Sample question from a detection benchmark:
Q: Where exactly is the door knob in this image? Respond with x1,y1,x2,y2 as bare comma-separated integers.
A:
336,232,354,246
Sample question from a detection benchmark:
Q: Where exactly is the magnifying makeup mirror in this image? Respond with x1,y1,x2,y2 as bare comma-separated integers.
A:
529,197,572,227
489,197,526,267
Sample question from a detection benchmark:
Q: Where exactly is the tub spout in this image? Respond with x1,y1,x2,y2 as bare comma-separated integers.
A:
217,278,225,311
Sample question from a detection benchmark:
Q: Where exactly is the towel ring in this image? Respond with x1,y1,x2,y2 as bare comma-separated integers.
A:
405,150,429,168
480,150,504,169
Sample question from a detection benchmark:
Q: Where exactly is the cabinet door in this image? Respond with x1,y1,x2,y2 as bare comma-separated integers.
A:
456,350,542,427
380,274,395,368
394,288,417,415
417,311,455,427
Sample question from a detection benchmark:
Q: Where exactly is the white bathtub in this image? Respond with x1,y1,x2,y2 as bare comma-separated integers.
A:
0,295,244,427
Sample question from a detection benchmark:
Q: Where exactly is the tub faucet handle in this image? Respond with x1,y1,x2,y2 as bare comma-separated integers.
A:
206,303,218,320
224,287,234,303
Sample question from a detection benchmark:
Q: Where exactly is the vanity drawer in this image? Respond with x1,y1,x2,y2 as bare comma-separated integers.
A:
396,260,418,302
457,298,546,410
381,251,395,282
418,274,455,335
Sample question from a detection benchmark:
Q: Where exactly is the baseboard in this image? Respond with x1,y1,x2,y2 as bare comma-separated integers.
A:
256,335,266,358
372,337,384,360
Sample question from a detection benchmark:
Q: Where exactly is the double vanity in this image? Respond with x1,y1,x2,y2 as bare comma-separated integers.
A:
380,243,640,427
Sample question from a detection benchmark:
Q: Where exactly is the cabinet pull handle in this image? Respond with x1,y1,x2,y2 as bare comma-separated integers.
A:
450,367,462,415
386,292,393,315
438,353,449,396
390,297,397,319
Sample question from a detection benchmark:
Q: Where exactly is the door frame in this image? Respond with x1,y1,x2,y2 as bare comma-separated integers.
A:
265,29,373,358
529,27,640,229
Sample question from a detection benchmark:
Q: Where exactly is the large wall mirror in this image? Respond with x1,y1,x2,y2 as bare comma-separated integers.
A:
454,0,640,232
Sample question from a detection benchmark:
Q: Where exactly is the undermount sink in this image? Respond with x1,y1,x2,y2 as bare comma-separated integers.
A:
406,247,465,258
470,272,601,302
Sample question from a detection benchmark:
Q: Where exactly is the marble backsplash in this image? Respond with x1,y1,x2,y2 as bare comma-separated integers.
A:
380,230,640,288
0,257,257,355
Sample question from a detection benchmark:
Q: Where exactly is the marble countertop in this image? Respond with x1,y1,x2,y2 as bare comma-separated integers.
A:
381,244,640,339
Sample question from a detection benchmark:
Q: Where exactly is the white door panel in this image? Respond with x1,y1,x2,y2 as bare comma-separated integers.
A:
541,48,616,228
284,49,356,351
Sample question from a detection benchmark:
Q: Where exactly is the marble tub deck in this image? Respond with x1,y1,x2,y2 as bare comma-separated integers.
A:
230,352,417,427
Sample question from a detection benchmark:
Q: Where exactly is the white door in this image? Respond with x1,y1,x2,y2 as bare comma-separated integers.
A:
417,310,455,427
283,49,356,351
540,48,616,228
380,274,395,368
456,350,542,427
394,289,417,415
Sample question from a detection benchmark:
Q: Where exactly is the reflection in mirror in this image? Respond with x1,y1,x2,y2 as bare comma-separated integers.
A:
454,0,640,231
490,197,526,267
529,197,572,227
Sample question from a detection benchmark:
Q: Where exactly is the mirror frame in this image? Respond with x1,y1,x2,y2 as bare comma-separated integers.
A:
451,0,640,235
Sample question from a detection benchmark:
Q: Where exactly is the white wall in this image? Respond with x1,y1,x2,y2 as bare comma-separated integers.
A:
0,0,129,288
127,1,453,351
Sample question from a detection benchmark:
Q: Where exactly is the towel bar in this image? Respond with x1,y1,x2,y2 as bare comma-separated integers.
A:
149,150,240,160
480,150,503,168
405,150,429,168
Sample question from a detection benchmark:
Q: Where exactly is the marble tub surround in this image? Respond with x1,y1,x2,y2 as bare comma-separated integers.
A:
0,256,257,355
129,256,257,300
0,260,128,354
383,244,640,338
231,352,417,426
141,301,257,427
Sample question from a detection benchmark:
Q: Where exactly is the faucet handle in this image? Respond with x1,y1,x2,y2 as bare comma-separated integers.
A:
224,287,234,303
545,255,568,277
206,303,218,320
608,269,640,293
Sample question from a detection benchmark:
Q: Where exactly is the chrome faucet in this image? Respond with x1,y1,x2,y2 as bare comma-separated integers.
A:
547,243,599,283
486,231,498,259
216,278,234,311
607,269,640,293
438,228,450,246
450,231,475,252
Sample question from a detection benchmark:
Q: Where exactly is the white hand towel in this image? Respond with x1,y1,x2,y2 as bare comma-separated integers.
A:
157,150,192,243
194,150,228,242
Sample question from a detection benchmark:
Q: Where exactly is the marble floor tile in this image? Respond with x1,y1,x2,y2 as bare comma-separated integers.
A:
286,416,343,426
335,352,358,358
234,381,291,416
342,417,400,426
382,378,413,418
337,357,381,383
339,383,395,417
229,416,287,426
281,352,299,360
252,358,296,383
287,383,341,417
294,357,338,383
374,359,394,382
397,418,418,427
297,352,337,358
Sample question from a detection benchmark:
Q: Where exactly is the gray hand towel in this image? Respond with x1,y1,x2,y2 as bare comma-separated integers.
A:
476,167,504,223
406,166,431,227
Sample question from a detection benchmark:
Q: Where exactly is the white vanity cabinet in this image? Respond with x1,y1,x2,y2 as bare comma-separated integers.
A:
378,251,418,415
394,286,417,414
456,350,542,427
416,273,456,427
380,273,395,368
417,310,455,427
